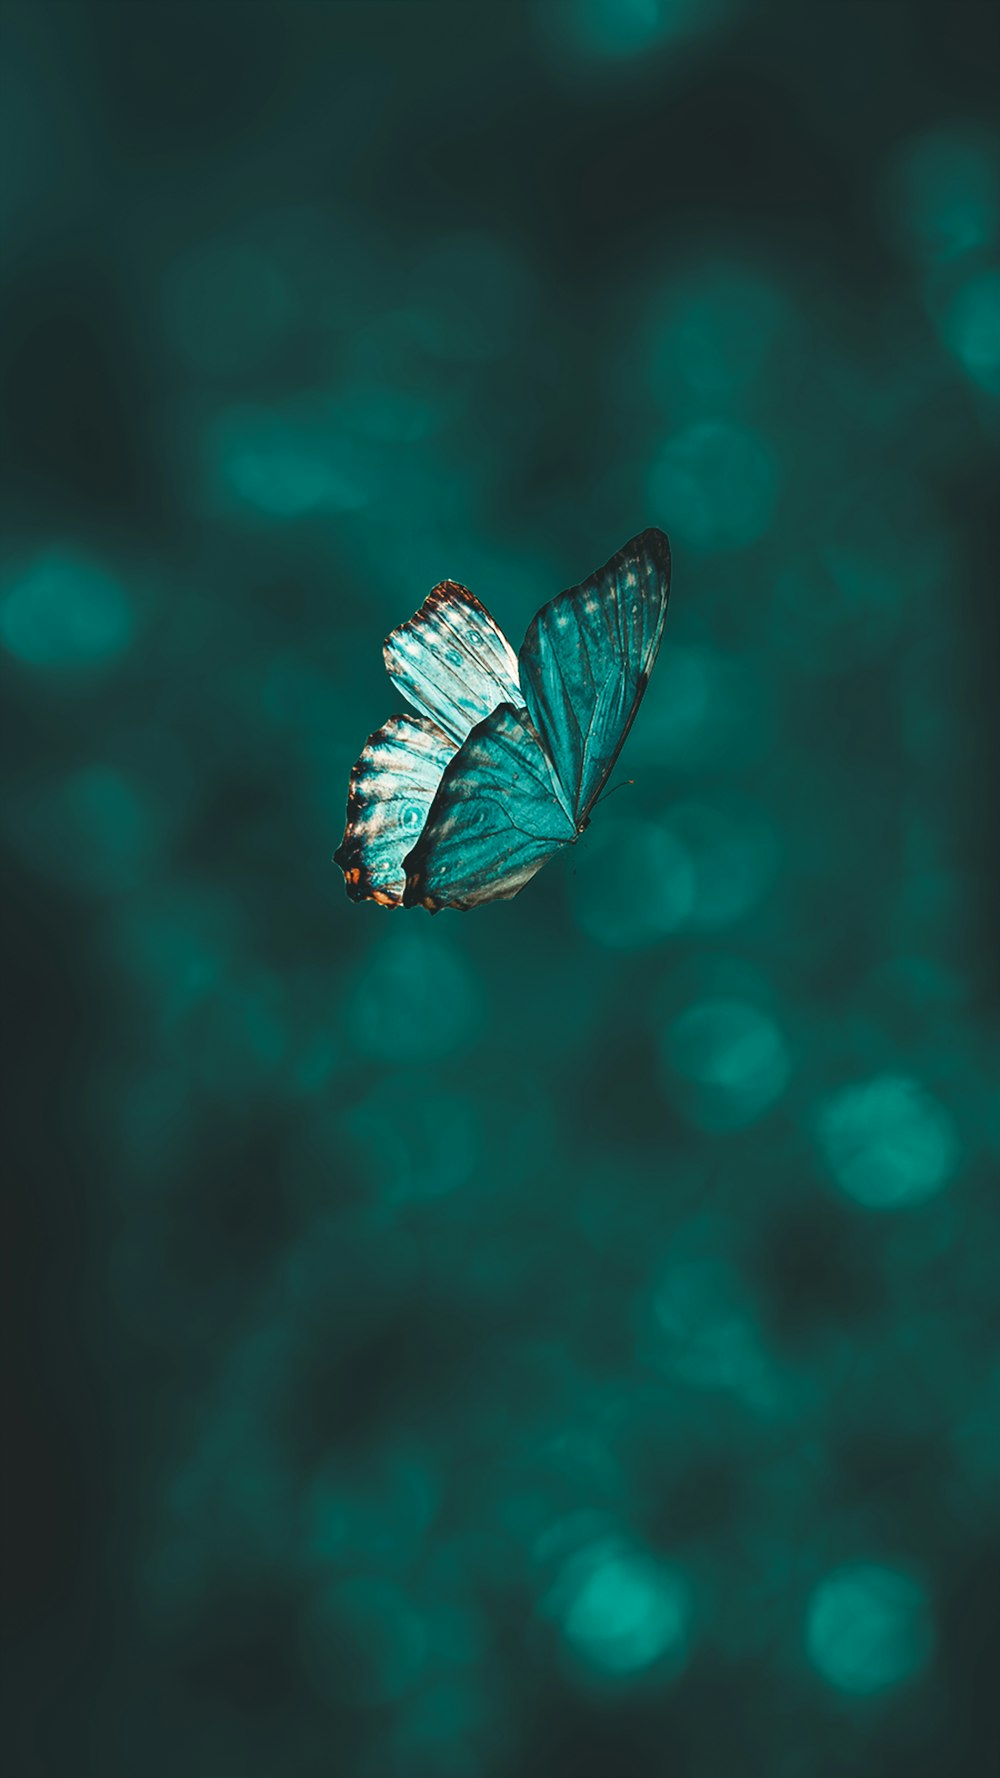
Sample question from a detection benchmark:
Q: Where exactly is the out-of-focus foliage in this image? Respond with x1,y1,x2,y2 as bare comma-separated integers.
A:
5,3,999,1776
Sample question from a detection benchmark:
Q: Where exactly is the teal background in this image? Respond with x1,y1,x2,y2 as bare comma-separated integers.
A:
4,3,1000,1774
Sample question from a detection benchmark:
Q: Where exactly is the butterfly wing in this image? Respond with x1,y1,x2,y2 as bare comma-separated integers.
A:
334,714,455,906
384,580,522,747
402,703,575,911
338,533,670,912
517,527,671,827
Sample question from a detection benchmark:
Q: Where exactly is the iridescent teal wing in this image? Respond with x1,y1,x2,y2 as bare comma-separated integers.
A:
384,579,522,747
333,715,455,906
517,528,671,827
402,703,575,912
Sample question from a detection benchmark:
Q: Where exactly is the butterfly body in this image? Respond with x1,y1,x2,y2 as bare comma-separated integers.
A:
334,528,670,912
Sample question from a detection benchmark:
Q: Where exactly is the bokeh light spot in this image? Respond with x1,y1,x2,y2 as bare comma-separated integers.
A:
886,127,999,264
1,548,135,671
646,260,791,412
665,801,775,928
806,1563,934,1694
653,1256,777,1405
659,998,789,1130
542,0,737,61
817,1074,959,1208
207,402,372,516
939,266,1000,392
648,420,778,550
548,1539,692,1677
350,933,480,1063
571,816,695,947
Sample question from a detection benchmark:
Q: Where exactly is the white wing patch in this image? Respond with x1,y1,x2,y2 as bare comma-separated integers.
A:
384,580,521,747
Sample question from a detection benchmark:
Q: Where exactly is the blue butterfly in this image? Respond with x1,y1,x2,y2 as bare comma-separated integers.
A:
334,527,671,912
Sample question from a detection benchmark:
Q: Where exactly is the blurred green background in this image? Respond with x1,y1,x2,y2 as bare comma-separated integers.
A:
4,2,1000,1774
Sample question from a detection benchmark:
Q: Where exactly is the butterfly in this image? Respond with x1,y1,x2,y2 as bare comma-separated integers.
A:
334,527,671,912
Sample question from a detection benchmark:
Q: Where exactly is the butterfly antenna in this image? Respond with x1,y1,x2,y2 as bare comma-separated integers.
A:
596,778,635,807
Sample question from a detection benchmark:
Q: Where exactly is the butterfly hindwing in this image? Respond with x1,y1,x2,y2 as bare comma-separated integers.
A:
402,703,575,911
518,527,671,826
384,580,522,748
333,714,456,906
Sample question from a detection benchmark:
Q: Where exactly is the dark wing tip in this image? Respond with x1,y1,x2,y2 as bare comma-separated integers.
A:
400,840,442,912
400,851,424,909
622,526,671,577
427,579,475,603
333,845,403,907
335,809,404,907
402,881,440,913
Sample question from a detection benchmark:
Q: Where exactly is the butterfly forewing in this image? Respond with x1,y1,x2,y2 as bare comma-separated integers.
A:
333,714,456,906
517,528,671,827
384,580,522,748
402,703,575,911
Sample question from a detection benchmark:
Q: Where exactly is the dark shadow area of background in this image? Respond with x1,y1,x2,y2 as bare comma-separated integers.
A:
3,2,999,1775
